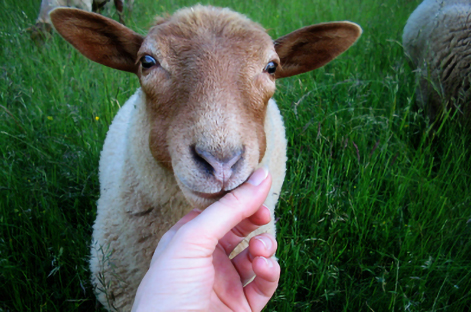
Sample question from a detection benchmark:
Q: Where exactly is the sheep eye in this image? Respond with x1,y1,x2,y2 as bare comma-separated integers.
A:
140,55,157,69
264,61,277,75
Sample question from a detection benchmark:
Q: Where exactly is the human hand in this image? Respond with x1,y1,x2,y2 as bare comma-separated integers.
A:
132,167,280,312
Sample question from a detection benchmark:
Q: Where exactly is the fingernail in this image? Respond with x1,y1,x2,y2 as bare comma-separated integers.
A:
260,256,273,268
255,236,272,250
247,166,268,186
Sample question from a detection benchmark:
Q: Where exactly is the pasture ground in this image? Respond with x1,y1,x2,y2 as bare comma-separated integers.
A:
1,0,470,310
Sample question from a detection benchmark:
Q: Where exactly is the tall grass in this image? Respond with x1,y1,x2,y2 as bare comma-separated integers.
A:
1,0,470,311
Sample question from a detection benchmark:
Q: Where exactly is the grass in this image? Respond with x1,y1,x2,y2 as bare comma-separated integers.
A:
1,0,470,311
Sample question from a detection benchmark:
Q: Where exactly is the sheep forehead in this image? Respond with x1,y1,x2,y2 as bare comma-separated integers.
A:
153,5,268,38
143,5,275,69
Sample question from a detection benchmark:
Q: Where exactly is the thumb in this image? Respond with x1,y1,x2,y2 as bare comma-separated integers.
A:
170,167,272,254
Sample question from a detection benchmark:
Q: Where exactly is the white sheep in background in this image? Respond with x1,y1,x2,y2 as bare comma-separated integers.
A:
50,5,361,311
403,0,471,123
29,0,132,42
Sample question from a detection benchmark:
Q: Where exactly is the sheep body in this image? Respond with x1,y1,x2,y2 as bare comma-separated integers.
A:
403,0,471,121
35,0,131,24
37,0,93,25
91,89,286,309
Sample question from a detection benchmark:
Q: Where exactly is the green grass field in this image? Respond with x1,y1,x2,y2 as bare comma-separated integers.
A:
1,0,470,310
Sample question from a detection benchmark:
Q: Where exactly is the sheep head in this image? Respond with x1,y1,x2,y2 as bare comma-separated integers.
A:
50,6,361,208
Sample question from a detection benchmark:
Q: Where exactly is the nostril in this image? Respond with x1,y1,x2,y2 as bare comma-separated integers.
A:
225,147,244,170
190,145,214,175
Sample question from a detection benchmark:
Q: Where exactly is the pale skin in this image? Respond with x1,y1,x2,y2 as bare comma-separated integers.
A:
132,167,280,311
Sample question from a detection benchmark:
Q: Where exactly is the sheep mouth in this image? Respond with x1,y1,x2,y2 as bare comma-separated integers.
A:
189,176,250,199
191,189,228,199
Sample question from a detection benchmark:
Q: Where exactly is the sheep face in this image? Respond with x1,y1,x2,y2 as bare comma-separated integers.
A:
50,5,361,208
137,8,277,207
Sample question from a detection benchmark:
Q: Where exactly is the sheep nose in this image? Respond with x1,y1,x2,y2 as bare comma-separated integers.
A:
192,145,244,184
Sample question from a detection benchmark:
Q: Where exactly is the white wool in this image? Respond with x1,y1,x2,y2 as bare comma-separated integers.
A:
403,0,471,120
90,89,287,310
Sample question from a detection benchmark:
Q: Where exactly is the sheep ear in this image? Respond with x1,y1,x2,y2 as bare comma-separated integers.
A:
274,22,362,79
49,8,144,73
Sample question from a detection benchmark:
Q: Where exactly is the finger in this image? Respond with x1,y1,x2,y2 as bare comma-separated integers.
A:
231,234,277,284
244,256,280,312
219,204,271,255
151,209,201,264
170,167,272,257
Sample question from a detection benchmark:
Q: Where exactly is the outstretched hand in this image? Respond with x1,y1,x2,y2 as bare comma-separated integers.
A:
132,167,280,311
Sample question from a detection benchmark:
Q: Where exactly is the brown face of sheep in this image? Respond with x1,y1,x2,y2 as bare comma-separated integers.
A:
49,6,362,208
138,17,277,207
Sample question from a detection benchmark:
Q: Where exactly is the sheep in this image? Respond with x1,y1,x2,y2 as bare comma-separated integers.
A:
29,0,131,43
49,5,361,311
403,0,471,123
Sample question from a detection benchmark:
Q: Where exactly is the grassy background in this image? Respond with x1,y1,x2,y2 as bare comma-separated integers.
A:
1,0,470,311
